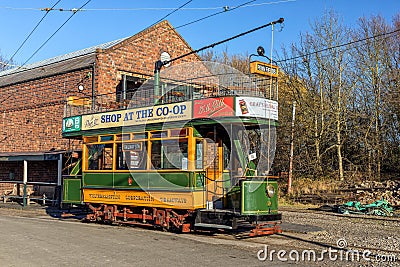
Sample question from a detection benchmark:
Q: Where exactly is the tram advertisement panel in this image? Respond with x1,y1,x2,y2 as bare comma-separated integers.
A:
235,97,278,120
81,101,192,131
193,97,234,118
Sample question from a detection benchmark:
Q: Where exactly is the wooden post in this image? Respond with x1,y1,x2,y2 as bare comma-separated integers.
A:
288,101,296,194
23,160,28,207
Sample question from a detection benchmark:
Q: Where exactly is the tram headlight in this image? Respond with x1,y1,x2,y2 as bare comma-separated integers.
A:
266,184,275,198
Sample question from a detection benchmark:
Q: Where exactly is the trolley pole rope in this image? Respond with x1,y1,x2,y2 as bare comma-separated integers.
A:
154,17,284,72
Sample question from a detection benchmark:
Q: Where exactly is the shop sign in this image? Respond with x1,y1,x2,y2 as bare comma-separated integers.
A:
81,101,192,131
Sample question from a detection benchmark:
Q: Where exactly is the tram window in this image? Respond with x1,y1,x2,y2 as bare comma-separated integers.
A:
100,135,114,142
151,141,161,169
170,129,187,137
87,144,113,170
151,131,168,138
223,142,230,169
116,144,128,170
151,139,188,169
204,139,219,170
120,142,147,170
195,140,203,169
84,136,98,143
115,134,130,141
132,133,147,140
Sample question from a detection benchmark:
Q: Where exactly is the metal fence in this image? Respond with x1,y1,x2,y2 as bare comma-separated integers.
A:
64,74,278,117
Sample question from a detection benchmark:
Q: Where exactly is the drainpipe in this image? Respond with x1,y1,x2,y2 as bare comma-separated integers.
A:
91,62,96,110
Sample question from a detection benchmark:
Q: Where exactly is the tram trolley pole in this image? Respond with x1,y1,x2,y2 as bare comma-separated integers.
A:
153,18,284,97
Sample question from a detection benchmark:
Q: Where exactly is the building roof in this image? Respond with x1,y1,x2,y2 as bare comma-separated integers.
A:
0,37,129,87
0,20,196,88
0,150,65,161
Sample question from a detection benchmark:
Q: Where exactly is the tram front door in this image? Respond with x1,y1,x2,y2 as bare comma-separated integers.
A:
204,138,224,207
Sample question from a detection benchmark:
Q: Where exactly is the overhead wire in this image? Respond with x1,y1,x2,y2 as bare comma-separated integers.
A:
0,6,37,11
163,18,284,64
276,28,400,64
4,0,293,73
4,0,62,69
5,1,397,76
0,1,295,12
174,0,257,30
17,0,92,70
148,0,193,28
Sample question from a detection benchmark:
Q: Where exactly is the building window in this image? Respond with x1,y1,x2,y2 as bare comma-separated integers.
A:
116,75,144,103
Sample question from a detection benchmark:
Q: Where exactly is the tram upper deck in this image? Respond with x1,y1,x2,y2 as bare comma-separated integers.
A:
64,61,279,118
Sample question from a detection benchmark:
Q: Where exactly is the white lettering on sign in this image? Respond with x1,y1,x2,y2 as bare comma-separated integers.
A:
257,63,277,75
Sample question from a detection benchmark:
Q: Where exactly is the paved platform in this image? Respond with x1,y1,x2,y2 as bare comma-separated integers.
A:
0,201,48,211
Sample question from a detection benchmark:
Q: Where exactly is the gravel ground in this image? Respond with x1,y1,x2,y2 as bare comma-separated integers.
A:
278,208,400,266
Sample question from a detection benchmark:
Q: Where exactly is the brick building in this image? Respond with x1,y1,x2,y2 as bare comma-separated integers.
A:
0,21,200,203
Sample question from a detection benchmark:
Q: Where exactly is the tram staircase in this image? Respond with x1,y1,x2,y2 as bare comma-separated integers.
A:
204,169,225,209
70,158,81,176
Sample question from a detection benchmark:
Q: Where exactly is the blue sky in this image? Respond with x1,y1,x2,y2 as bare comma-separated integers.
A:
0,0,399,67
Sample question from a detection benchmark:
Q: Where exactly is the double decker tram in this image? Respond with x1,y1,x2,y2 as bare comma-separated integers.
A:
62,61,281,236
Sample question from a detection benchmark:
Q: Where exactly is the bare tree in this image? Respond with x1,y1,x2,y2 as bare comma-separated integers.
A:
280,11,352,180
0,51,16,71
201,11,400,182
351,15,395,180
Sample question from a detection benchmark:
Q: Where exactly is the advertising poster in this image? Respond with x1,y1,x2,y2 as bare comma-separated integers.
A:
193,97,234,118
235,97,278,120
62,116,81,133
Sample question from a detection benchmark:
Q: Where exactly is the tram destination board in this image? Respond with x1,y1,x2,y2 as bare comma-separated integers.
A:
250,61,278,77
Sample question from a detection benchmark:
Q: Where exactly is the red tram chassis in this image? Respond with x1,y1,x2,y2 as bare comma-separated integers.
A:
84,203,282,237
86,204,193,232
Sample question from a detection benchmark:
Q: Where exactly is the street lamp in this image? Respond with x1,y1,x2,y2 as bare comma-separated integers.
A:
248,46,274,78
257,46,266,57
248,46,276,75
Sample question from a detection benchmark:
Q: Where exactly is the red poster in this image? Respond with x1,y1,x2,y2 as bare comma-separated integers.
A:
193,97,234,118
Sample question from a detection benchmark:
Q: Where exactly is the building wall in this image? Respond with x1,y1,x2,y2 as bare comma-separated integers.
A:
27,161,58,183
95,21,199,97
0,69,91,152
0,161,58,194
0,161,23,181
0,21,198,154
0,21,198,187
